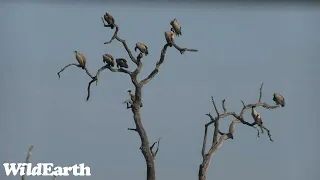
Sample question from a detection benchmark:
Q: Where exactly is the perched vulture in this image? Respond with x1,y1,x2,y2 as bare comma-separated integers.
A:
104,12,115,29
165,30,175,46
170,18,182,37
251,106,264,133
103,54,115,67
116,58,129,68
273,93,285,107
127,90,143,107
74,51,86,69
135,42,149,56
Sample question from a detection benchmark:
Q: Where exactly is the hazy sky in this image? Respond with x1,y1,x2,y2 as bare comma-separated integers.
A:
0,2,319,180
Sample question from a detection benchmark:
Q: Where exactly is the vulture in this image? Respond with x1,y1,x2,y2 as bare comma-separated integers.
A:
273,93,285,107
165,30,175,46
251,106,264,134
104,12,115,29
116,58,129,69
127,90,143,107
74,51,86,69
103,54,115,67
170,18,182,37
135,42,149,56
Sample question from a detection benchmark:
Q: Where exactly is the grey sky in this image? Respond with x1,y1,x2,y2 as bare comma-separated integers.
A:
0,2,319,180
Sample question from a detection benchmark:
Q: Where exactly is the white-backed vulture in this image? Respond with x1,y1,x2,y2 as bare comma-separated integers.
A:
135,42,149,56
74,51,86,69
104,12,115,29
165,30,175,46
251,106,264,133
103,54,115,67
273,93,285,107
127,90,143,107
116,58,128,68
170,18,182,37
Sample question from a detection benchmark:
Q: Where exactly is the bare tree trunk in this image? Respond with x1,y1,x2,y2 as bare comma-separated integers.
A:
131,86,156,180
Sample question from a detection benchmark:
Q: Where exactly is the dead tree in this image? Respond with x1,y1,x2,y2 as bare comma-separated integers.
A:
57,12,198,180
198,83,283,180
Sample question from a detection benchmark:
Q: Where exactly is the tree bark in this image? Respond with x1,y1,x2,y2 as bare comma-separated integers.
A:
131,85,156,180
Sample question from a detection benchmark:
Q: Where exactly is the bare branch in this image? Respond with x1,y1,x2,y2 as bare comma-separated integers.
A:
241,100,246,108
259,82,264,102
201,118,215,158
22,145,34,180
211,97,219,116
102,17,118,45
86,78,96,102
262,126,273,142
57,63,78,79
86,65,132,101
95,64,132,86
133,53,143,75
140,42,198,86
222,99,227,113
151,138,161,158
205,113,215,122
128,128,138,132
101,19,137,65
57,63,95,80
172,43,198,54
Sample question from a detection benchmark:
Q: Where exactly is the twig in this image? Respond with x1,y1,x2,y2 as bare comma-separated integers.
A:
151,138,161,158
222,99,227,113
86,78,96,101
22,145,34,180
128,128,138,132
102,17,119,45
172,43,198,54
259,82,264,102
211,97,219,116
57,63,94,79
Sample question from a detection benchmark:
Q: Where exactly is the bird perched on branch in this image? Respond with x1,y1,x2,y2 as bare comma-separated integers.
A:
74,51,86,69
170,18,182,37
251,106,264,134
165,30,175,47
116,58,128,69
122,90,143,108
103,54,115,67
273,93,285,107
135,42,149,56
104,12,115,29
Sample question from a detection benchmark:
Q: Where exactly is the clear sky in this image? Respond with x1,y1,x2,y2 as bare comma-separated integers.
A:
0,2,319,180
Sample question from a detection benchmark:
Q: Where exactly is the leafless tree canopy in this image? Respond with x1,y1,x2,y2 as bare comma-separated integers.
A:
198,83,283,180
18,12,284,180
56,12,198,180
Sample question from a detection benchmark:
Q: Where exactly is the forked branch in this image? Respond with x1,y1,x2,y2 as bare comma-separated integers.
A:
140,42,198,86
57,63,94,79
150,138,161,158
102,17,137,65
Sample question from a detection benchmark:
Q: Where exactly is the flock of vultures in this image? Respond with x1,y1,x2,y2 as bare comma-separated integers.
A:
72,12,286,136
73,12,180,70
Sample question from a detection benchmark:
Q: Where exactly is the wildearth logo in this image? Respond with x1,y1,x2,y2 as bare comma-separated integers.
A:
3,163,91,176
